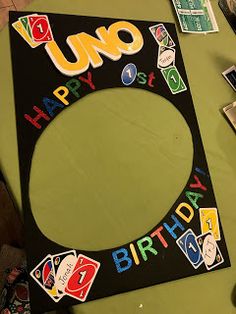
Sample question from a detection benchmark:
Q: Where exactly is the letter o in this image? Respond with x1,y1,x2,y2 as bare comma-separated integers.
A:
108,21,144,55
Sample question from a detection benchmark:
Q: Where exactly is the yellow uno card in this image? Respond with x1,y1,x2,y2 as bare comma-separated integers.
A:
12,20,41,48
199,208,221,241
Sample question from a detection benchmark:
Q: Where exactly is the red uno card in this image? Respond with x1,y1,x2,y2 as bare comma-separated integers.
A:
65,254,100,302
28,15,54,43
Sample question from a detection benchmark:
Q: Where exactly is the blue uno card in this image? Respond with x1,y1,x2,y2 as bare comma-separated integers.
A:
121,63,137,86
176,229,203,269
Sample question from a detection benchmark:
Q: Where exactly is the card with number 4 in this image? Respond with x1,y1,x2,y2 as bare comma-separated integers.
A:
65,254,100,302
197,232,224,270
199,208,221,241
30,255,62,302
176,229,203,269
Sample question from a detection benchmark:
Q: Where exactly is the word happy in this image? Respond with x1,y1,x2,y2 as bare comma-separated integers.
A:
112,173,208,273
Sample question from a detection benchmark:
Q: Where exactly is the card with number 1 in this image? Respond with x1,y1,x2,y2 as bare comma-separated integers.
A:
199,208,221,241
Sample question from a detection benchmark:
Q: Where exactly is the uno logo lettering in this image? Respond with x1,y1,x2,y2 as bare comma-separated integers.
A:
45,21,144,76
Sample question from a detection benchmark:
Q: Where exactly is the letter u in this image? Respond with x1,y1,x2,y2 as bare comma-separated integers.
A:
45,35,89,76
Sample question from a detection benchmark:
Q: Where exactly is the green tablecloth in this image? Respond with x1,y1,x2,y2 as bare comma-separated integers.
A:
0,0,236,313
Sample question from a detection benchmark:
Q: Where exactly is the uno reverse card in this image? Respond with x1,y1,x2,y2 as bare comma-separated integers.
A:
176,229,203,269
161,66,187,94
12,20,41,48
149,24,175,47
197,232,224,270
51,250,77,295
157,46,175,69
30,255,61,302
65,254,100,302
199,208,221,241
28,15,54,43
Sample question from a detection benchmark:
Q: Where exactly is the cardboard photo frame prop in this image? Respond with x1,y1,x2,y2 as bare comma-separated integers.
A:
9,12,230,313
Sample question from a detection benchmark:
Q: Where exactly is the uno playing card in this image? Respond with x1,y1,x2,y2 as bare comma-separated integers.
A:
28,15,54,43
157,46,175,69
197,232,224,270
30,255,61,302
12,20,41,48
19,15,37,39
176,229,203,269
149,24,175,48
222,65,236,91
161,66,187,94
51,250,77,296
199,208,221,241
65,254,100,302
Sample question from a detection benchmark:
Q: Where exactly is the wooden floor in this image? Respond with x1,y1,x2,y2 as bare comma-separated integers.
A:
0,0,32,30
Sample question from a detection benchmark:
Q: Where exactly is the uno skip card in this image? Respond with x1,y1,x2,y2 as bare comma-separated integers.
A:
51,250,77,296
149,24,175,47
197,232,224,270
28,15,54,43
65,254,100,302
12,20,41,48
30,255,61,302
199,208,221,241
157,46,175,69
176,229,203,269
161,66,187,94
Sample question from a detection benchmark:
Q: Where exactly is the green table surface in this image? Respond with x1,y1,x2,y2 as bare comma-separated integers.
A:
0,0,236,313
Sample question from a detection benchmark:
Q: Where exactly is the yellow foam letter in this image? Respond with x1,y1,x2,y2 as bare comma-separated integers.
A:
175,202,194,223
45,36,89,76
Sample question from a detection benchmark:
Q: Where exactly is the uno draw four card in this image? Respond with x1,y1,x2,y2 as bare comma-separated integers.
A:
197,233,224,270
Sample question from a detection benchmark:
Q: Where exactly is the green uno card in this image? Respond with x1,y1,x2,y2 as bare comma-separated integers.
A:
19,16,34,39
161,66,187,94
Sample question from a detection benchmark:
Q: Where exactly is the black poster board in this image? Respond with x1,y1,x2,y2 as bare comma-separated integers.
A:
9,11,230,313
